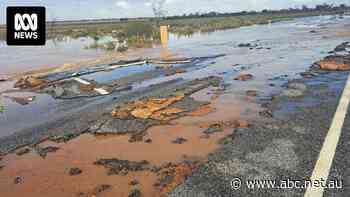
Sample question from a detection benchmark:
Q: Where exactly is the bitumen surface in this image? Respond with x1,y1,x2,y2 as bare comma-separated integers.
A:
170,70,350,197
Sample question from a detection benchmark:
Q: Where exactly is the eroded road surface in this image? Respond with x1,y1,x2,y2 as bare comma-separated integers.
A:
0,16,350,197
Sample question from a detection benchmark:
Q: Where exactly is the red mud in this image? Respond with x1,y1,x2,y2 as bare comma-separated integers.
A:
0,87,260,197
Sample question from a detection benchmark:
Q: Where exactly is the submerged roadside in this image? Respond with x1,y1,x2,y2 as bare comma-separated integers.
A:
0,16,349,197
170,45,350,197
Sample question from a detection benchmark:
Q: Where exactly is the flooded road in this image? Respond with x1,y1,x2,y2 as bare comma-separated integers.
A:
1,15,350,137
0,37,104,75
0,15,350,197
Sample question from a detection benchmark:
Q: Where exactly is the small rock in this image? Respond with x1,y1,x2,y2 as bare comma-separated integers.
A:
129,179,139,186
92,184,112,196
203,124,223,134
14,176,22,184
172,137,188,144
16,148,31,156
144,139,153,143
309,30,317,33
234,74,253,81
238,43,252,47
129,132,147,143
259,109,273,118
35,146,60,158
128,189,141,197
69,168,82,176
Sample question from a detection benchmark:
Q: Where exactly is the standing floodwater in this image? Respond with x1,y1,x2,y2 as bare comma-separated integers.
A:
0,15,350,137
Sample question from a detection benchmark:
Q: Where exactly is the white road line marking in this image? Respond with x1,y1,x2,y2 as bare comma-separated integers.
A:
108,61,147,70
94,88,110,95
73,78,110,95
73,77,91,85
304,73,350,197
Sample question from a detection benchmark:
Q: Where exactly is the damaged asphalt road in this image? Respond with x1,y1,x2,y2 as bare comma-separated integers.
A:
170,50,350,196
0,53,225,153
0,74,222,153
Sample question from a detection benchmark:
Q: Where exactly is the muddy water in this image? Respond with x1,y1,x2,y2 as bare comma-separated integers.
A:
0,37,105,75
1,16,350,136
0,88,259,197
0,15,350,197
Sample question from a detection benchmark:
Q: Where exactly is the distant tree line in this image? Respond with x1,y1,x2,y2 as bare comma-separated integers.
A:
165,3,350,19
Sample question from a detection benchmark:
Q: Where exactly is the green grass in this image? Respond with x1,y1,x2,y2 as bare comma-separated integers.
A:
0,9,347,50
0,103,5,113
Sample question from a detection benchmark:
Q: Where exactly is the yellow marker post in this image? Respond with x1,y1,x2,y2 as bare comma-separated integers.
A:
160,25,169,46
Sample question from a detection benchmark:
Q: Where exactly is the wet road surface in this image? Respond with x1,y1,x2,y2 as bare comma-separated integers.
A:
0,15,350,197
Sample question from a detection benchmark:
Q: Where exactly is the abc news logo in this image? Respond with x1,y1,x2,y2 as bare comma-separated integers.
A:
7,7,46,45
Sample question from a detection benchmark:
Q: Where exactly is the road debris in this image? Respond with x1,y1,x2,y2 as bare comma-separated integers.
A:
34,146,60,158
4,96,36,105
69,167,82,176
313,43,350,71
128,188,142,197
155,161,199,195
129,179,139,186
200,120,250,136
172,137,188,144
112,95,185,120
40,78,130,99
16,148,31,156
281,82,307,98
246,90,258,97
14,176,23,184
73,78,110,95
14,76,47,89
203,124,223,134
315,56,350,71
94,158,152,176
49,132,79,143
234,74,254,81
333,41,350,52
78,184,112,197
91,76,222,142
259,109,273,118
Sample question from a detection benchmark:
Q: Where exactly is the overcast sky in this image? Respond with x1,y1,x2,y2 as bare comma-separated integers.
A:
0,0,349,24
